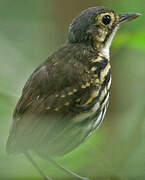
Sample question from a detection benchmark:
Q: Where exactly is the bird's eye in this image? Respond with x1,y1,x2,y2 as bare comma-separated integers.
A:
102,15,111,25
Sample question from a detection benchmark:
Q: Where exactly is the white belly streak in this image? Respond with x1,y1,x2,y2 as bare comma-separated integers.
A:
78,94,110,141
102,93,110,107
92,110,103,129
92,93,110,130
86,111,103,139
74,93,109,139
92,102,100,112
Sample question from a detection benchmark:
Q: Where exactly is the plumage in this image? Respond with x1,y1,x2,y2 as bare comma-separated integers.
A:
6,6,140,180
7,43,111,156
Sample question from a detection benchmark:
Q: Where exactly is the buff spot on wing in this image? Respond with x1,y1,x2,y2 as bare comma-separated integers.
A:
64,102,70,106
73,89,78,93
91,66,97,72
68,91,74,96
54,108,59,112
61,94,66,98
81,84,86,89
76,98,81,102
86,82,91,87
46,107,51,110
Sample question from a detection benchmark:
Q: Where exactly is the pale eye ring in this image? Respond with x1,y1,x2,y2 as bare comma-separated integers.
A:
102,15,111,25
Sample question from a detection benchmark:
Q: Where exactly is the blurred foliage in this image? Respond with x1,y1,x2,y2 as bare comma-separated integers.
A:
0,0,145,180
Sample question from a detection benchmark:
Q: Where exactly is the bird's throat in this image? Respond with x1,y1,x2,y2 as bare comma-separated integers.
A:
93,26,119,59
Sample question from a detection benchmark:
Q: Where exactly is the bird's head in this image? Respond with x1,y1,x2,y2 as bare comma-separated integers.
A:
68,6,140,57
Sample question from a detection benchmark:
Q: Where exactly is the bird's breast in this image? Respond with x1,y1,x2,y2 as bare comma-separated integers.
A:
80,54,111,111
72,54,111,136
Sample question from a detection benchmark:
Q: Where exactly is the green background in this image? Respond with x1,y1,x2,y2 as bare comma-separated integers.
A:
0,0,145,179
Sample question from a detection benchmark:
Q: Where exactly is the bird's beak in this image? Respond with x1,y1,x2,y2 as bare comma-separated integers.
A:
116,13,141,24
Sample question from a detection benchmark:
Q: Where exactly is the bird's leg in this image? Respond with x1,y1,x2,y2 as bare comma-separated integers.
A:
24,152,52,180
47,156,90,180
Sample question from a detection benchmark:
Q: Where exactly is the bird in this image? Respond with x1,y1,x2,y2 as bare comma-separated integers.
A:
6,6,140,180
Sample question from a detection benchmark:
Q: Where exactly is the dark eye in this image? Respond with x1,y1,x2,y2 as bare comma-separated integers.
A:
102,15,111,25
